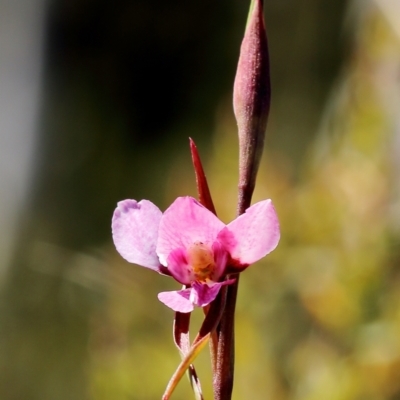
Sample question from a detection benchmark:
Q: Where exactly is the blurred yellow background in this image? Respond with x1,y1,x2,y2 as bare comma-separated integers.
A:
1,1,400,399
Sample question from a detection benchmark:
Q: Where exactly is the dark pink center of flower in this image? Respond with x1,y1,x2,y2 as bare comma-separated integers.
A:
187,241,215,282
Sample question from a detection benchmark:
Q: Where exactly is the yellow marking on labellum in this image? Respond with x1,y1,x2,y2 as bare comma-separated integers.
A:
187,242,215,282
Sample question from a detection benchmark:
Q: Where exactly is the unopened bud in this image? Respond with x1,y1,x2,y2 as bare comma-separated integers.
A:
233,0,270,210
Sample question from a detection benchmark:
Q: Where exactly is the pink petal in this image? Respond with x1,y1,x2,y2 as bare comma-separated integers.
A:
210,240,229,281
166,248,195,285
156,197,225,266
158,280,236,312
158,289,194,313
218,199,280,266
190,280,235,308
112,199,162,270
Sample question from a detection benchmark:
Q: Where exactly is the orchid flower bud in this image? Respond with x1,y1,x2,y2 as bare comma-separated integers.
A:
233,0,270,207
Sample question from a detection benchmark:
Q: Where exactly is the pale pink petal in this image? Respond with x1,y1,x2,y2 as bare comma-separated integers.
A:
190,280,235,308
112,199,162,270
166,248,195,285
158,289,194,313
156,197,225,265
218,199,280,266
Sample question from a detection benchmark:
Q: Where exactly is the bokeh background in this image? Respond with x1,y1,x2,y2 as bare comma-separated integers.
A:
1,0,400,399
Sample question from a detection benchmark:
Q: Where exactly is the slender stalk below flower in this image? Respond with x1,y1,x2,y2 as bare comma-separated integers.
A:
173,305,204,399
162,334,210,400
213,274,239,400
163,283,228,399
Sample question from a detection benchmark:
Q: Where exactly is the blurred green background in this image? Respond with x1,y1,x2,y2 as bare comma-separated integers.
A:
1,0,400,399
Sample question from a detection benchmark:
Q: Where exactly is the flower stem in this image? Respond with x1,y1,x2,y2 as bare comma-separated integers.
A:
214,1,271,396
163,286,227,399
173,310,204,399
213,274,239,400
213,190,254,400
162,334,210,400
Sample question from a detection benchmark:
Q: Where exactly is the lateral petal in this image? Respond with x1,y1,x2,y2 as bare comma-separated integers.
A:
219,199,280,266
112,199,162,270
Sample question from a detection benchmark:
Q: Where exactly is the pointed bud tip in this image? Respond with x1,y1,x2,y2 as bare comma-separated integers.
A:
189,138,217,215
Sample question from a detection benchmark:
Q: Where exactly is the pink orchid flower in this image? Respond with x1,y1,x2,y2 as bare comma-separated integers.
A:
112,196,280,313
